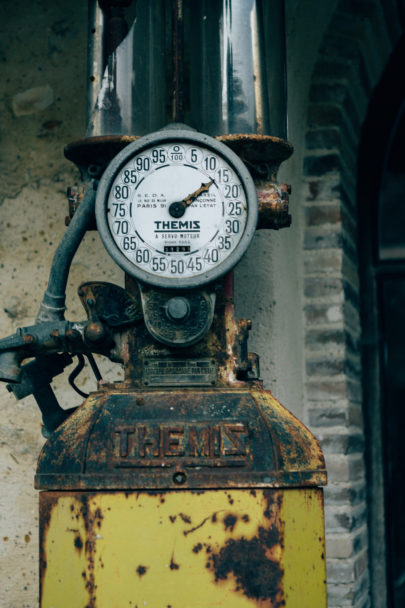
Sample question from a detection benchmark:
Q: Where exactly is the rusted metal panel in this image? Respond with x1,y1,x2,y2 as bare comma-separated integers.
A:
64,134,292,230
40,488,326,608
217,133,293,165
256,182,291,230
64,135,139,178
35,387,326,491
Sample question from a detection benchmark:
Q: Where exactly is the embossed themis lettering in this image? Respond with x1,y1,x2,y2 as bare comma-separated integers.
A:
113,422,249,468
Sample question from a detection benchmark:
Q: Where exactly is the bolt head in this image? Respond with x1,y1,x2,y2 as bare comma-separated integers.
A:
166,297,190,322
84,322,106,343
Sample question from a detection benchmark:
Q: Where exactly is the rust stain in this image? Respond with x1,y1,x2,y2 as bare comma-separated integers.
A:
206,491,285,604
169,555,180,570
178,512,192,524
64,135,139,178
217,133,293,165
36,386,326,491
223,514,238,532
39,492,60,601
93,507,104,528
207,526,284,604
263,489,283,520
79,495,97,607
74,534,83,553
136,565,148,577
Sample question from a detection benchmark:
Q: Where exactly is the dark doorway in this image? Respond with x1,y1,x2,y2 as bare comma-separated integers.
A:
358,35,405,608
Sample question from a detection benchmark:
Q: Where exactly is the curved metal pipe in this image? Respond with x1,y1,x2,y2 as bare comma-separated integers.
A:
36,182,97,322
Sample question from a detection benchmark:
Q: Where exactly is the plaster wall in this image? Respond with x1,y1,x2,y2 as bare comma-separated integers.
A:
236,0,339,419
0,1,337,605
0,2,118,605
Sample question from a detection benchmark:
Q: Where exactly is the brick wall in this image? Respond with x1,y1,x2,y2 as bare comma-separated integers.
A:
301,1,404,606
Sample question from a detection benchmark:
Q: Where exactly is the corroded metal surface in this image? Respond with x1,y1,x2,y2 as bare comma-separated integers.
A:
39,488,326,607
217,133,293,164
65,133,293,230
78,281,142,328
64,135,139,180
71,272,260,389
35,386,326,491
256,182,291,230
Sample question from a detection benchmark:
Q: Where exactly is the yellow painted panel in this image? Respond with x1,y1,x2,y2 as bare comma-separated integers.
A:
41,489,326,608
41,496,89,608
282,489,327,607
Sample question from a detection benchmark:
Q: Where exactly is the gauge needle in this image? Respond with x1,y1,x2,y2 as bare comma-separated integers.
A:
169,180,214,218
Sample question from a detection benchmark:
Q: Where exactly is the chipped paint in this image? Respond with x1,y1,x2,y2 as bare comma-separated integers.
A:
40,489,326,607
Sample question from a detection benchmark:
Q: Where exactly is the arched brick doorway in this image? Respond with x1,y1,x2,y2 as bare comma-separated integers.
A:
301,2,405,606
359,34,405,608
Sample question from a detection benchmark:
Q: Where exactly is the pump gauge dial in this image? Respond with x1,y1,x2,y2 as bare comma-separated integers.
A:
96,129,258,289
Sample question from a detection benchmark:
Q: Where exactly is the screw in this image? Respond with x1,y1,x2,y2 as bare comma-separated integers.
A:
88,164,100,177
173,471,187,485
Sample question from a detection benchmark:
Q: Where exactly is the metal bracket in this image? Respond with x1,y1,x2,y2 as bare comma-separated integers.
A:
138,283,216,347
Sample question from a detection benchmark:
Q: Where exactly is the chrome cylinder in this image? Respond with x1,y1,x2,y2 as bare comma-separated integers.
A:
85,0,286,139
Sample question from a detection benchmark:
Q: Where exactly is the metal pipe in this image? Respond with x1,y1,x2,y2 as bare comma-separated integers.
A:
87,1,105,133
171,0,185,123
36,184,97,322
86,0,167,137
185,0,286,137
85,0,286,139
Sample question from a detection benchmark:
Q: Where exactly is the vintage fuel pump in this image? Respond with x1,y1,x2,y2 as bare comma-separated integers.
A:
0,1,327,606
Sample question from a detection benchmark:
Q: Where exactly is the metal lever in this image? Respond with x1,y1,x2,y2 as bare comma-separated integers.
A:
7,354,76,436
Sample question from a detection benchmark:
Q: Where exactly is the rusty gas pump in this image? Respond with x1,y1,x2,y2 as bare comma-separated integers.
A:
0,1,327,606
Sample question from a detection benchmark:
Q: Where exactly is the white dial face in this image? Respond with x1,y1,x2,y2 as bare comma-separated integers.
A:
104,140,250,283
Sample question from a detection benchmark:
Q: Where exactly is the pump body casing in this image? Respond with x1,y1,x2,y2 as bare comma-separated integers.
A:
37,386,327,607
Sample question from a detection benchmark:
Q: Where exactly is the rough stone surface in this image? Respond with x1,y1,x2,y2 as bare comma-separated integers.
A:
0,3,119,606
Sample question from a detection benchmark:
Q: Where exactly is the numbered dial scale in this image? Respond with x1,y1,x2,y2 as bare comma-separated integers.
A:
96,129,258,288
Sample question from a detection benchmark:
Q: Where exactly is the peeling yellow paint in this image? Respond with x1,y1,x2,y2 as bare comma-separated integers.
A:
40,489,326,608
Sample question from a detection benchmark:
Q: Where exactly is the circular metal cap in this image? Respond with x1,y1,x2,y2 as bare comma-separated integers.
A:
165,297,191,322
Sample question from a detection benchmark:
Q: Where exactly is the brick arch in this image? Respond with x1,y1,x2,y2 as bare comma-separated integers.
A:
301,2,404,607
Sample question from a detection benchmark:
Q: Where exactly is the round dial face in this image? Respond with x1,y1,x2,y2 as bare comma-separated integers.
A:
96,130,257,288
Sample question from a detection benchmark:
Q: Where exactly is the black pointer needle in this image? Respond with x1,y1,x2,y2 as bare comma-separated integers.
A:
169,180,214,218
